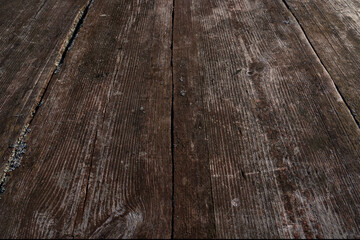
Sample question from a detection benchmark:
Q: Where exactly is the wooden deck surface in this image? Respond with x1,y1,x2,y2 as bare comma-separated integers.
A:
0,0,359,238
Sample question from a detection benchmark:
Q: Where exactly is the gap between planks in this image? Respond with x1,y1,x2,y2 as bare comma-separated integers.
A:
282,0,360,129
0,0,95,197
170,0,176,238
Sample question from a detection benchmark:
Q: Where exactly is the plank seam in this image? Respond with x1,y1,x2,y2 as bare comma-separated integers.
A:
171,0,175,238
281,0,360,129
0,0,95,197
202,84,217,238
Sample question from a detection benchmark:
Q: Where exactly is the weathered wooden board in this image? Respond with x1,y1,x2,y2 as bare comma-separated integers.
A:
285,0,360,125
0,0,173,238
173,0,360,238
0,0,90,181
1,0,360,238
172,0,216,238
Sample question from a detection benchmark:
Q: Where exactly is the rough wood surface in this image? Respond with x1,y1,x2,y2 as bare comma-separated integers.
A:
0,0,359,239
172,0,216,238
0,0,173,238
285,0,360,125
0,0,90,181
173,0,360,238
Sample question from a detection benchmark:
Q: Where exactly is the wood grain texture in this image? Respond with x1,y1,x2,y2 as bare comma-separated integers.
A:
0,0,90,179
173,0,360,238
285,0,360,124
1,0,360,239
0,0,173,238
172,0,216,238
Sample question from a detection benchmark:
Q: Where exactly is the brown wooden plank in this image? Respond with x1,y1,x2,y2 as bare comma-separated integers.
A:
172,0,216,238
284,0,360,125
173,0,360,238
0,0,90,185
0,0,173,238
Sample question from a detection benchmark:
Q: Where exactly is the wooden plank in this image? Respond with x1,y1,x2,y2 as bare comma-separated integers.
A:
0,0,173,238
284,0,360,124
172,0,216,238
173,0,360,238
0,0,90,183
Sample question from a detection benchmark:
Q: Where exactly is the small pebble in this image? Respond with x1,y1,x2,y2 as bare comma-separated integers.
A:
284,20,290,25
140,106,144,111
180,90,187,97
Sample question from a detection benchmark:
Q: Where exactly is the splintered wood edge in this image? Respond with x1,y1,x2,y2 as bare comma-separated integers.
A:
0,0,94,196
